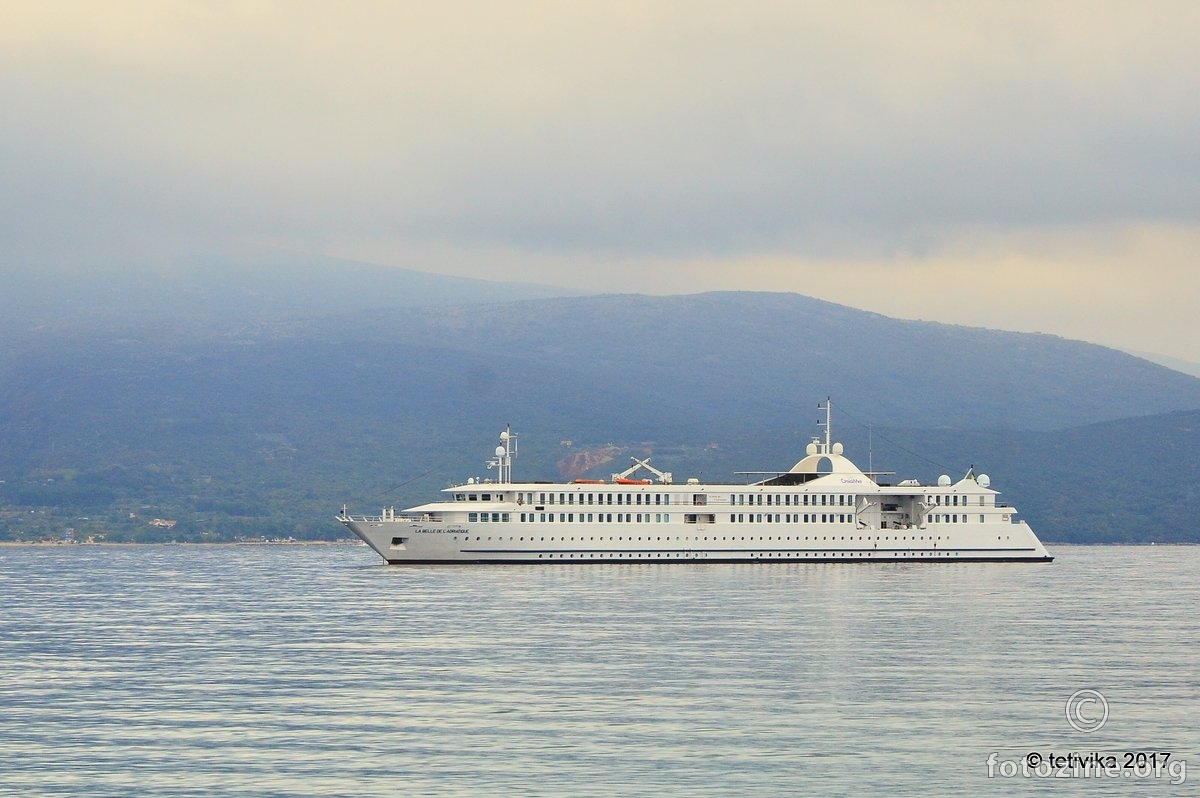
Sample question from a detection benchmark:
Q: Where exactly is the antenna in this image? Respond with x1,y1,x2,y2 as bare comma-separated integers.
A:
487,424,518,483
868,423,873,476
817,397,832,452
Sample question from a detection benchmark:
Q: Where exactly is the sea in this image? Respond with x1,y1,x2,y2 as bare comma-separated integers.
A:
0,544,1195,797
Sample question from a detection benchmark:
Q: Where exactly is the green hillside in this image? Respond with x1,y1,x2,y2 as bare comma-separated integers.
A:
2,281,1198,544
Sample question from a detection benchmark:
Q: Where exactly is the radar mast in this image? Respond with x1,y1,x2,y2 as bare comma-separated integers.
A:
817,397,833,454
486,425,517,483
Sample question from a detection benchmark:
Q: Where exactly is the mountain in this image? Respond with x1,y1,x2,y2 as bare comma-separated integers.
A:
0,247,578,338
1,267,1199,544
1127,350,1200,379
338,291,1200,433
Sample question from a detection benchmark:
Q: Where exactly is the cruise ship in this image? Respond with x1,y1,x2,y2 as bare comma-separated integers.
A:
338,403,1052,564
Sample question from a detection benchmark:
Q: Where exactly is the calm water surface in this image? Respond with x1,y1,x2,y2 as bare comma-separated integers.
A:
0,544,1196,796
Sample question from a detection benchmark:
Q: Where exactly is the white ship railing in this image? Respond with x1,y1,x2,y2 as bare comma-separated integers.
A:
340,512,436,523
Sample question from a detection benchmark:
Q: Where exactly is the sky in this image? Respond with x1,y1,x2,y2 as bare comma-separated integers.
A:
2,2,1199,362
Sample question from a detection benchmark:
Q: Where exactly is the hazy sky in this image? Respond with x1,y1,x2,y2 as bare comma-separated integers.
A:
3,2,1198,360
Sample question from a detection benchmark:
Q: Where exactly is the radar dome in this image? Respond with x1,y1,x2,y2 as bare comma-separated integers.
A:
832,442,844,455
937,474,951,487
806,442,818,456
978,474,991,488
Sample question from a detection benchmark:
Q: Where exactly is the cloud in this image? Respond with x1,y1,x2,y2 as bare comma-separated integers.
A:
1,2,1198,357
337,221,1200,361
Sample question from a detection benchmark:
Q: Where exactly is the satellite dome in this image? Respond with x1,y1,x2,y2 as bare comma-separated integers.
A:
978,474,991,488
495,446,506,457
832,442,844,455
500,431,509,440
937,474,951,487
806,442,818,456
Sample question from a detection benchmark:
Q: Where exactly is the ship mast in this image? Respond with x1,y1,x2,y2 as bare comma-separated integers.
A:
488,425,517,484
818,397,832,453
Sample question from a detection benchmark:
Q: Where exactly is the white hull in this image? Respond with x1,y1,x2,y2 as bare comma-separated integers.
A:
342,516,1051,564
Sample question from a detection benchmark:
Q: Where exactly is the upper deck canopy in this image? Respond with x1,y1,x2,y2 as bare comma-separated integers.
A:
759,439,873,487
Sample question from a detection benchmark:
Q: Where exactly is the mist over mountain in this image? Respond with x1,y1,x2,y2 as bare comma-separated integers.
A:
1,259,1198,544
0,247,576,337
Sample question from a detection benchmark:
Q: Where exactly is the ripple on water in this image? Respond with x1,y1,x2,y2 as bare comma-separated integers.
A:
0,544,1196,796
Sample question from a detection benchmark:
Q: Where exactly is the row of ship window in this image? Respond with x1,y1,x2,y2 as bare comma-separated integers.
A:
469,511,986,524
935,494,984,506
471,493,856,507
457,491,987,507
482,513,856,524
730,494,853,507
460,534,951,542
461,492,674,506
